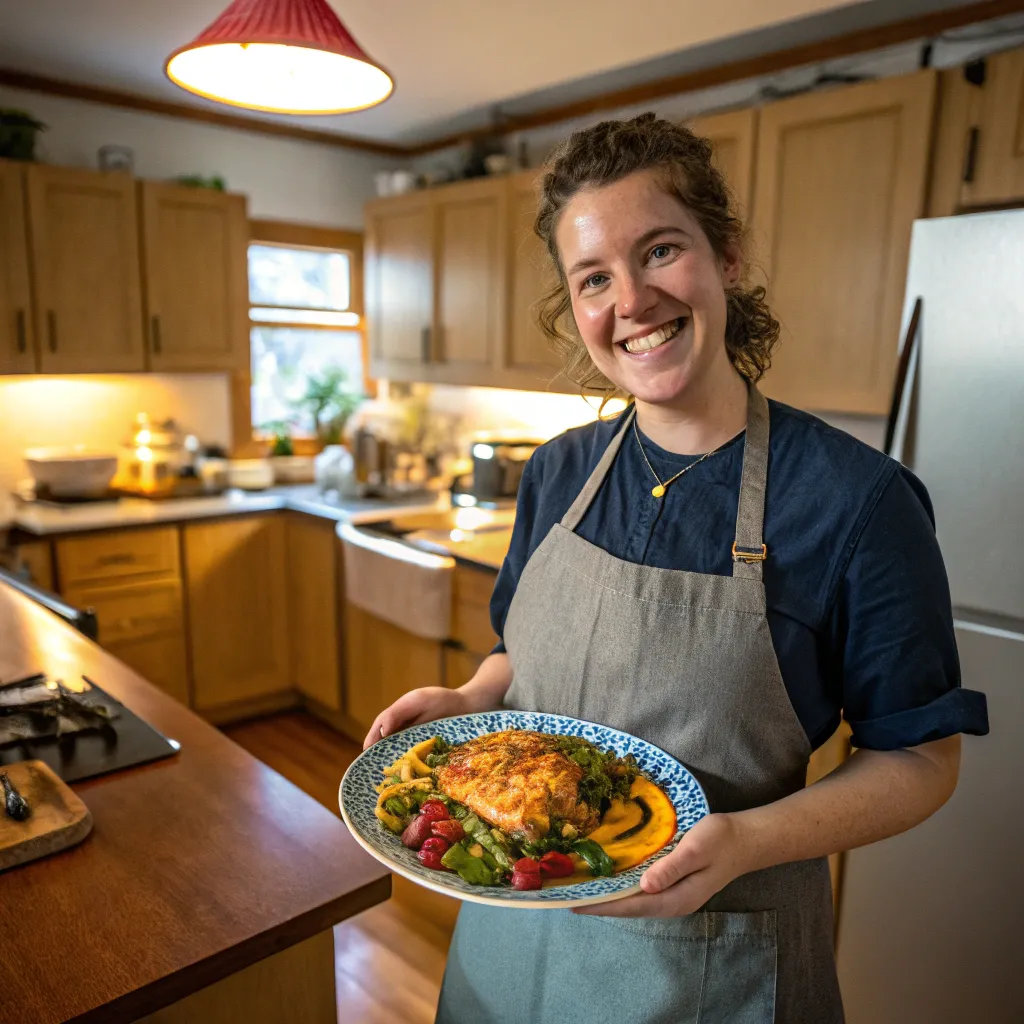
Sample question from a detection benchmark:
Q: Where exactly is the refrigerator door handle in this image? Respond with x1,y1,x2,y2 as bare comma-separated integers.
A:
884,296,923,458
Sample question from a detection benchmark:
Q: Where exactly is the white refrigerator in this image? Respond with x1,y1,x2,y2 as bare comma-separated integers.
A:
836,210,1024,1022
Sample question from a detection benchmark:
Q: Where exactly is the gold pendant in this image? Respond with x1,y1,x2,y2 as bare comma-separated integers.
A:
651,484,666,498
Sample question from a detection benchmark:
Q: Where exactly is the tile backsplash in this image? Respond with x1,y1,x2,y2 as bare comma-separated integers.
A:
0,374,232,495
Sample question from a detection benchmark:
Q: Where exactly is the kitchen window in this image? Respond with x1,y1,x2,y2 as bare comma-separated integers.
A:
248,221,369,445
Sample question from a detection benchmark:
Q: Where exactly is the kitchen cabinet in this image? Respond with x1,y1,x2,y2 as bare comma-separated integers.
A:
25,164,145,373
63,577,190,705
689,108,758,216
343,601,443,735
139,181,249,372
365,191,434,378
752,71,936,415
285,514,343,711
432,177,506,382
184,515,291,714
501,169,566,390
0,161,35,374
56,526,190,705
960,47,1024,209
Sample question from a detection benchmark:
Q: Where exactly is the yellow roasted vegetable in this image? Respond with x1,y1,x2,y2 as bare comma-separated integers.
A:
383,737,437,781
373,777,433,831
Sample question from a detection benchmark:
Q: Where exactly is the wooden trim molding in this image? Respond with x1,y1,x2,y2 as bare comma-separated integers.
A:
1,1,1016,160
0,67,406,157
406,0,1024,155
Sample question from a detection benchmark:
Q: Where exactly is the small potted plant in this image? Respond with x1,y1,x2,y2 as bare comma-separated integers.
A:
0,110,46,161
291,366,363,449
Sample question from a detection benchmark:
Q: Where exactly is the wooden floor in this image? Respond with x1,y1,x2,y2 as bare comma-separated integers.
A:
224,711,460,1024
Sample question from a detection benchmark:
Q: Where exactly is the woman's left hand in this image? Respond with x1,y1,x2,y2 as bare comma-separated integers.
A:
573,813,753,918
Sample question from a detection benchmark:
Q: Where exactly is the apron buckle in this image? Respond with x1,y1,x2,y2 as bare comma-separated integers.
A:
732,542,768,563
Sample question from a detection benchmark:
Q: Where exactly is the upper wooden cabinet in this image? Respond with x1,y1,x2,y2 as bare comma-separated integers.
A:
365,191,434,378
752,71,936,415
0,162,35,374
139,182,249,372
501,170,564,390
26,165,145,373
962,47,1024,209
689,108,758,216
433,177,506,382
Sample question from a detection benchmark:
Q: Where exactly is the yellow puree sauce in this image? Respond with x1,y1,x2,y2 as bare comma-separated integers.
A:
549,776,677,888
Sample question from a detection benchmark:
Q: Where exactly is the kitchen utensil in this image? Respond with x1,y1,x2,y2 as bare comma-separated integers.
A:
339,710,708,909
0,760,92,872
484,153,510,175
468,438,539,500
227,458,274,491
24,448,118,499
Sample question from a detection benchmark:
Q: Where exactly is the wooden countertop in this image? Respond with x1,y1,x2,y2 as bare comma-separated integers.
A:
0,583,390,1024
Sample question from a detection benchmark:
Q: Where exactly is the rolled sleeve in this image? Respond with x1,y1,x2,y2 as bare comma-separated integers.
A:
831,469,990,751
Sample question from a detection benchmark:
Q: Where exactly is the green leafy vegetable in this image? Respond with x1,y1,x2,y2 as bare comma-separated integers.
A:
553,736,639,812
572,839,615,878
441,842,499,885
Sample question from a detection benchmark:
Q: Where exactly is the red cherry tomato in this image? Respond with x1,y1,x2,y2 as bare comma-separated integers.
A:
513,857,541,875
417,848,448,870
539,851,575,878
431,819,465,844
419,800,450,823
420,836,450,856
401,814,435,850
511,869,542,891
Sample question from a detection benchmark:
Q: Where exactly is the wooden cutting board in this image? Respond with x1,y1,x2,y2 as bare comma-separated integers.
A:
0,760,92,872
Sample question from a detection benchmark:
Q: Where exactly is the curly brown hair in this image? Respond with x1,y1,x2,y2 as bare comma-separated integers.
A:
533,112,779,394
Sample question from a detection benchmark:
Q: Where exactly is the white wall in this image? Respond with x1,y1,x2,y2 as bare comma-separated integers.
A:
0,85,401,227
0,374,232,494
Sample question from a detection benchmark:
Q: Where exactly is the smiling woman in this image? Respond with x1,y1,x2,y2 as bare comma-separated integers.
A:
364,112,987,1024
534,113,778,404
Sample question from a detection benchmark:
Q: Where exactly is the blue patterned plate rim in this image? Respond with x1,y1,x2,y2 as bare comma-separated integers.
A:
339,710,709,910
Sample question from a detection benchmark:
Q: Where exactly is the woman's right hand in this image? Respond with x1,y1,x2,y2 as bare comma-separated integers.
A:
362,687,471,750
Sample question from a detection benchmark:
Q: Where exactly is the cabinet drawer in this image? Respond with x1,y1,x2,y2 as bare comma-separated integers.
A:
64,577,183,645
57,527,179,586
453,565,497,608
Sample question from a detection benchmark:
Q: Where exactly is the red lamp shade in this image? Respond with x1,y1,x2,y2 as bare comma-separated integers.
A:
165,0,393,115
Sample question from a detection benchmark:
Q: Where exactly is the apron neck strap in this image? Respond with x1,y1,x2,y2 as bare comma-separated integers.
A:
560,406,636,532
731,385,770,581
559,386,770,582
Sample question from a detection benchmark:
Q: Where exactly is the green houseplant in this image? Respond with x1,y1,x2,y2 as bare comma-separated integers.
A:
290,366,362,447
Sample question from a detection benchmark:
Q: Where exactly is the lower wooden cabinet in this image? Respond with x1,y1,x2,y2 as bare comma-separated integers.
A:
285,515,343,711
343,601,443,735
106,633,190,706
184,515,290,712
443,645,484,689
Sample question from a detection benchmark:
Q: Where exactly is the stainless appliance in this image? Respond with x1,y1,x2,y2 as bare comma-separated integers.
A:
464,438,539,501
836,211,1024,1023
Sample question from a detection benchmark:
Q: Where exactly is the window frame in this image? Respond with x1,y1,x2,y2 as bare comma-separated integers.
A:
236,219,374,456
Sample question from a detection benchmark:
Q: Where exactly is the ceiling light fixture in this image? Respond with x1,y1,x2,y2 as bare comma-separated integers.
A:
165,0,393,115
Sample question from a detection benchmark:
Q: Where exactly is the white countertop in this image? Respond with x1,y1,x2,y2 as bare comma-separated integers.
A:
10,485,448,536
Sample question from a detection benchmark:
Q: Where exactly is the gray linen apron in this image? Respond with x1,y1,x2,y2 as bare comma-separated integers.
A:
436,386,842,1024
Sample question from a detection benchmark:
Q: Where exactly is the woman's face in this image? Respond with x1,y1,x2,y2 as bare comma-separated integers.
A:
555,168,739,406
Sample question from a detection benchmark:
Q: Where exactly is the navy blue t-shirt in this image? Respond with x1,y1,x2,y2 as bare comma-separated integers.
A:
490,400,989,752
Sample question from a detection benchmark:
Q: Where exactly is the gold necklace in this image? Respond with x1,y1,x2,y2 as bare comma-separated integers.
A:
633,417,725,499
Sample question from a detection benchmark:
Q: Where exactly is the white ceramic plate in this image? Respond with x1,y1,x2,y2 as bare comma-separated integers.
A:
339,710,709,909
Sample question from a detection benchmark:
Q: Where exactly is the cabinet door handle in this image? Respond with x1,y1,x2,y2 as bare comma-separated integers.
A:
421,326,431,363
47,311,57,353
151,315,162,355
15,309,27,354
962,126,980,184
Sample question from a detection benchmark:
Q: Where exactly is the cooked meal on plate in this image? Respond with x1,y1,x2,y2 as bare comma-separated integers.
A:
374,729,677,889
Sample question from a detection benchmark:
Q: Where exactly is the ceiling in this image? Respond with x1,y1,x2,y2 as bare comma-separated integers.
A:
0,0,998,145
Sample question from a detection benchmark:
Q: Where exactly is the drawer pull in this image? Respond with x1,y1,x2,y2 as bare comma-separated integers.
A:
96,554,136,567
